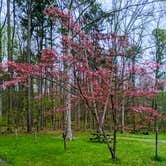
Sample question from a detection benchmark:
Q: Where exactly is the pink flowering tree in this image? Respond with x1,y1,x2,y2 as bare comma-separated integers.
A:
0,5,163,160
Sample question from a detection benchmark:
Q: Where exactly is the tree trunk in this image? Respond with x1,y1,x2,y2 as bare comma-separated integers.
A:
84,105,87,131
121,56,125,133
65,64,72,139
7,0,12,131
64,0,73,140
0,0,3,118
121,104,125,133
77,104,81,130
131,56,136,131
113,109,118,159
0,29,2,118
155,116,158,159
65,105,72,140
27,0,32,132
0,97,1,122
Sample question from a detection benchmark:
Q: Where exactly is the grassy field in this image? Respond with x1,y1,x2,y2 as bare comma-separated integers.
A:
0,132,166,166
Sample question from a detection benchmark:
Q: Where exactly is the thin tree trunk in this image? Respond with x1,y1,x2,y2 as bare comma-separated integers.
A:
65,62,72,139
38,18,44,130
131,56,136,131
38,76,43,130
0,5,2,118
111,94,118,160
7,0,12,131
113,109,118,159
50,20,55,129
98,95,110,133
27,0,32,132
121,104,125,133
84,104,87,131
77,103,81,130
0,94,2,117
155,116,158,159
121,57,125,133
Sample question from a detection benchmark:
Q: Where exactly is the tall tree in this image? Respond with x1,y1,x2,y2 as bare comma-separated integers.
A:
7,0,13,131
27,0,32,132
0,0,4,118
152,28,166,159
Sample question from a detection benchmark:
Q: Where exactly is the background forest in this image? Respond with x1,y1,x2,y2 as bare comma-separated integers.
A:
0,0,165,138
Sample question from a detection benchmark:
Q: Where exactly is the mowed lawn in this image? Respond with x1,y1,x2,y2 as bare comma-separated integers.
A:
0,132,166,166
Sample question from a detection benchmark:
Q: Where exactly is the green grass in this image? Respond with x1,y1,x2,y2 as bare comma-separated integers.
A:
0,132,166,166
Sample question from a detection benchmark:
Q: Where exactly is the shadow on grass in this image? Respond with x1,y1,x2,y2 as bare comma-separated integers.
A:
0,156,7,163
151,156,166,162
0,156,13,166
103,158,121,164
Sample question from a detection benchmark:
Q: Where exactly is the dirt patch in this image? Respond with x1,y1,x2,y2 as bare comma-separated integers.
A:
118,137,166,143
54,135,80,140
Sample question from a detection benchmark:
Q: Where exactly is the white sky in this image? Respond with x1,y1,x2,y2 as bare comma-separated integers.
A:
98,0,112,10
99,0,111,8
97,0,165,70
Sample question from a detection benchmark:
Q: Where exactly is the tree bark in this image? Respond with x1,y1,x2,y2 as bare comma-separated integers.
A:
0,93,2,117
64,0,74,140
155,116,158,159
27,0,32,132
7,0,12,131
121,104,125,133
65,50,73,140
0,0,2,118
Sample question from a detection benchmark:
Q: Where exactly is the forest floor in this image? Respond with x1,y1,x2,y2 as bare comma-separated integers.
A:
0,132,166,166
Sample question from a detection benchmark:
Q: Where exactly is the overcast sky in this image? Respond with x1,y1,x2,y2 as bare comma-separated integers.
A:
98,0,112,10
97,0,165,65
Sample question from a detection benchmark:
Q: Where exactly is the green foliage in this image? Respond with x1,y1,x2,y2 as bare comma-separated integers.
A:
152,29,166,43
127,45,141,56
152,28,166,64
16,0,55,53
82,1,112,33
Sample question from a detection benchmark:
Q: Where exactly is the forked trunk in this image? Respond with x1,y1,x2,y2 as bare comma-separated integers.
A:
101,127,116,159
